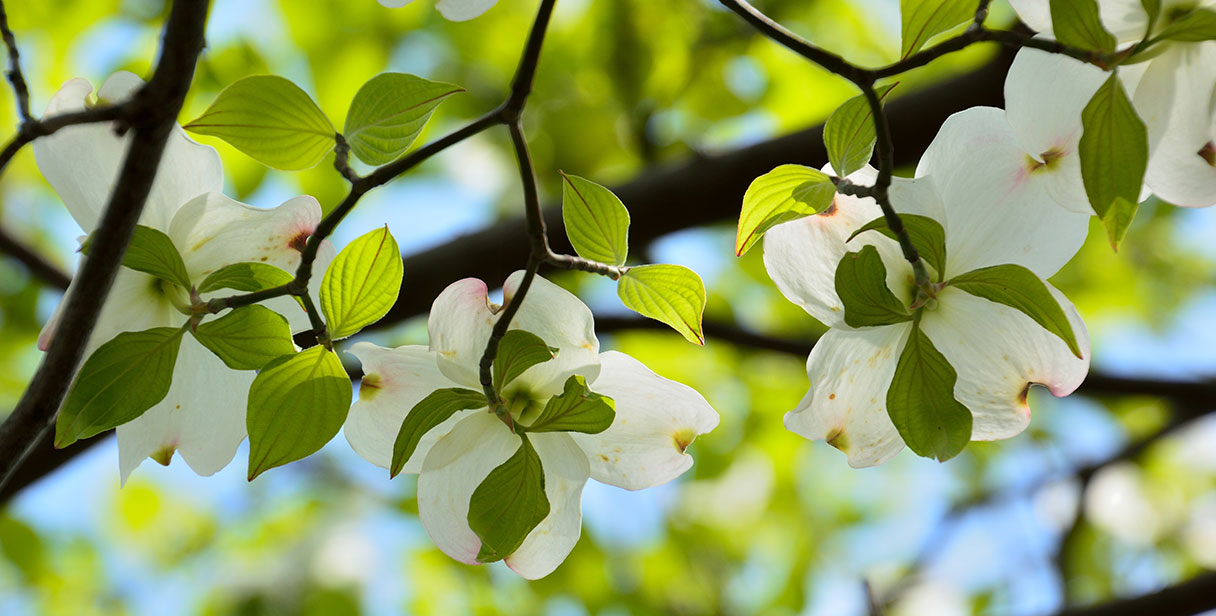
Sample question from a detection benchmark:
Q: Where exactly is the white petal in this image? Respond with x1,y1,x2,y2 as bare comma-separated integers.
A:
169,193,334,333
1139,45,1216,207
344,342,471,473
921,285,1090,441
761,166,893,328
116,335,252,482
1007,0,1052,33
43,265,180,354
1004,47,1108,164
427,278,497,389
784,325,911,468
504,431,590,580
435,0,497,21
32,72,222,232
502,272,600,396
917,107,1092,277
570,351,719,490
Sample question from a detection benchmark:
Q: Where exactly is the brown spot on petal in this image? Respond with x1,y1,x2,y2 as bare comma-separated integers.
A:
828,393,837,400
1200,141,1216,167
825,428,848,451
1017,383,1031,406
673,428,697,453
360,373,382,400
151,445,176,466
289,231,310,252
818,199,838,217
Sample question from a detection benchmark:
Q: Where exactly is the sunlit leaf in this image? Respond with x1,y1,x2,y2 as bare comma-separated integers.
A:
735,165,835,256
560,172,631,266
617,264,706,345
320,226,403,340
193,305,296,370
344,72,464,165
823,83,897,178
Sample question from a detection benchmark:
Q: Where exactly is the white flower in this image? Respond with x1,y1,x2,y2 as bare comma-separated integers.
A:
1009,0,1216,207
345,272,719,578
763,154,1091,466
34,72,335,481
377,0,496,21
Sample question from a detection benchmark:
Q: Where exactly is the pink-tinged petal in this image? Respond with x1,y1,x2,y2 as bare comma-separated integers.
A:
921,285,1090,441
344,342,471,473
917,107,1092,277
416,412,519,565
116,335,252,483
169,192,333,333
502,271,600,396
428,278,497,390
784,324,912,468
571,351,719,490
32,72,222,232
504,431,589,580
1005,47,1108,165
435,0,497,21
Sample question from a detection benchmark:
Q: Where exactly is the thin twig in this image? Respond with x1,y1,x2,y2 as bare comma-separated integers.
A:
0,226,71,289
0,0,31,122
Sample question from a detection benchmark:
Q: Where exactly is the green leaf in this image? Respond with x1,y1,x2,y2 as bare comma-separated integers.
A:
184,75,335,171
560,172,631,266
198,262,295,294
1049,0,1116,51
1079,73,1148,249
493,330,556,393
246,346,352,480
950,264,1083,358
823,83,897,178
617,264,706,345
83,226,191,290
834,245,912,327
193,305,296,370
1141,0,1161,26
525,375,615,434
343,73,464,165
886,324,972,462
55,327,185,447
899,0,975,58
467,434,549,563
735,165,835,256
848,214,948,281
1157,8,1216,41
390,387,487,478
320,226,403,340
1101,196,1139,250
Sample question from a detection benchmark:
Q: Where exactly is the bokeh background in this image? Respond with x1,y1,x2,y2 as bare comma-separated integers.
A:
0,0,1214,614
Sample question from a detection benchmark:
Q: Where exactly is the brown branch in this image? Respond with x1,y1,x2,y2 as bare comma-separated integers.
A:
0,226,71,289
0,0,211,495
1048,571,1216,616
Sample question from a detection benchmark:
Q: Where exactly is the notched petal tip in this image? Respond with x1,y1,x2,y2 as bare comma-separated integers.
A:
150,444,176,466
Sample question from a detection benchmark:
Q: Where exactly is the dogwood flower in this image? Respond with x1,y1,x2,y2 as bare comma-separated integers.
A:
376,0,496,21
764,148,1091,466
34,72,334,481
345,272,719,578
1010,0,1216,207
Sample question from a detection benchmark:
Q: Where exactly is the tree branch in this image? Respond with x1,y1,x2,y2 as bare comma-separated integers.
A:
0,226,71,290
1048,571,1216,616
0,0,211,495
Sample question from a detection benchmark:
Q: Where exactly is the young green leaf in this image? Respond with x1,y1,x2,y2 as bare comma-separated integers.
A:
1156,8,1216,41
320,226,403,340
886,324,972,462
467,434,549,563
823,83,897,178
899,0,975,58
617,264,706,345
1101,196,1138,250
848,214,948,280
192,305,296,370
834,245,912,327
560,172,631,266
184,75,335,171
246,346,352,480
198,262,295,294
1079,73,1147,249
949,264,1082,358
493,330,556,393
1049,0,1116,51
83,226,191,290
525,375,615,434
55,327,185,448
735,165,835,256
343,73,464,165
391,388,487,478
